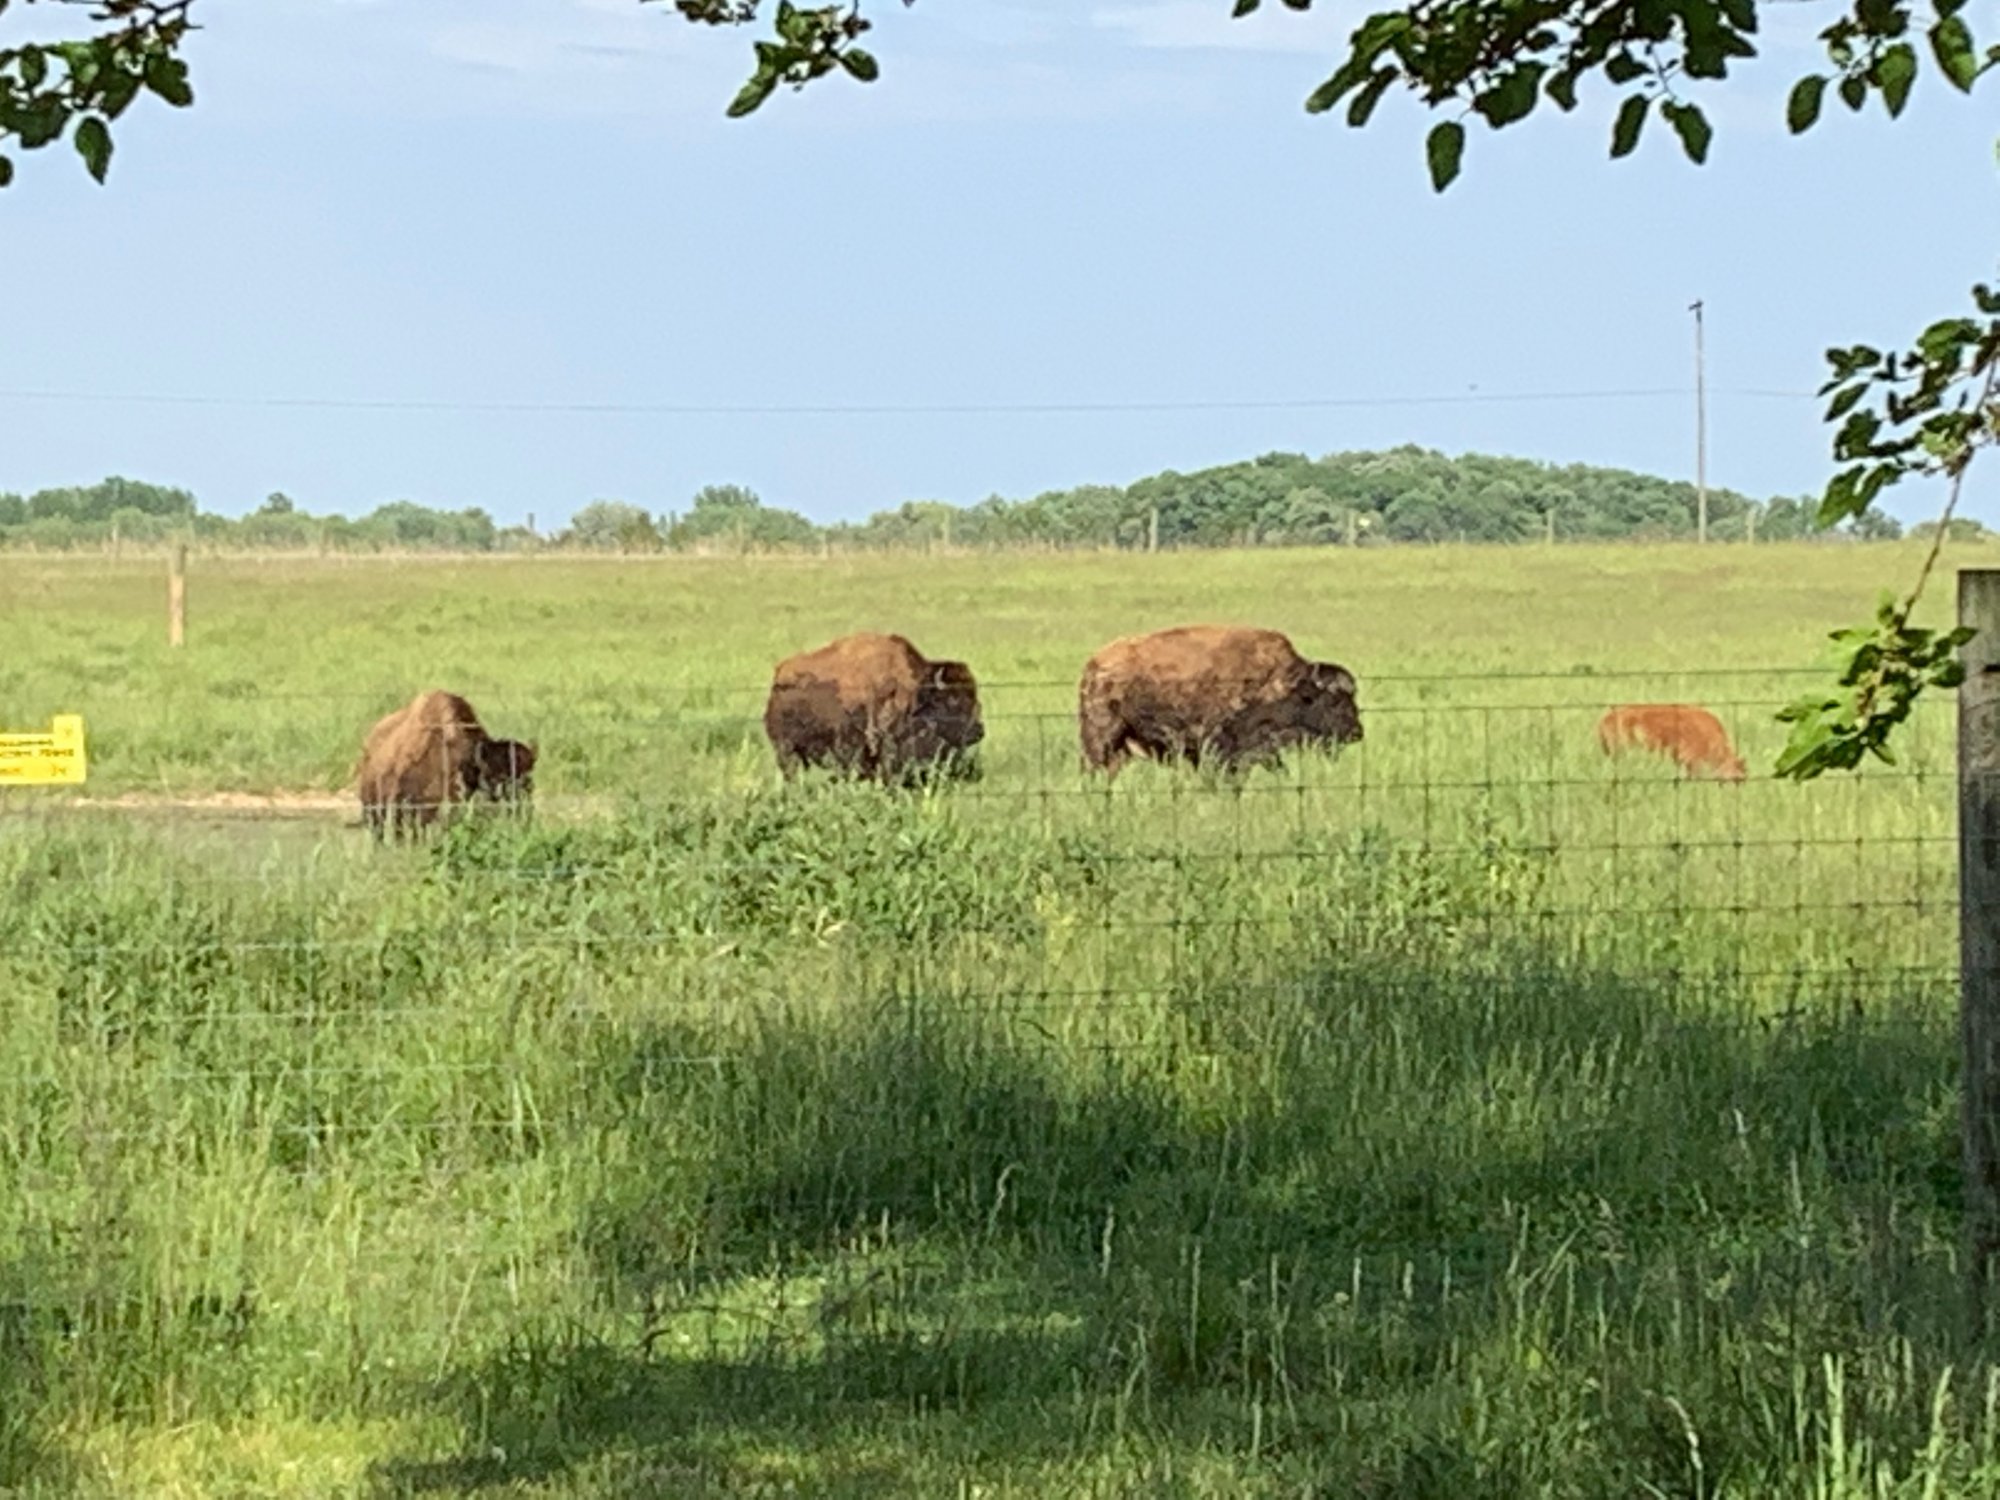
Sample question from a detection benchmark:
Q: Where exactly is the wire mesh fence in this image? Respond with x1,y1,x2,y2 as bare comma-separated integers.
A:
0,667,1974,1483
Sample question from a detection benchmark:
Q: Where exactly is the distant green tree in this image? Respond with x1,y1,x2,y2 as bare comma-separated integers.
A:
690,483,762,512
672,483,819,551
1275,485,1347,545
106,505,172,544
1908,515,1988,543
1851,508,1907,541
615,510,664,552
360,501,496,551
565,500,654,551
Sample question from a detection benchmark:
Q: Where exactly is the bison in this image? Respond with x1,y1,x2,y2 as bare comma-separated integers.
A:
1595,703,1746,781
1078,624,1362,778
355,690,537,837
764,632,984,783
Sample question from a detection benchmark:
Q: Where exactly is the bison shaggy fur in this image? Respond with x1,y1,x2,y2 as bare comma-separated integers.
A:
1078,625,1362,778
764,632,984,783
356,690,538,836
1596,704,1745,781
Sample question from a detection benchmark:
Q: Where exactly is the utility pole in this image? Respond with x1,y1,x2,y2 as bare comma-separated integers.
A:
1690,299,1708,545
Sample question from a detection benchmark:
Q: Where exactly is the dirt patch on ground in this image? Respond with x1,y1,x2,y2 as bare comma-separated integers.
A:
26,789,355,820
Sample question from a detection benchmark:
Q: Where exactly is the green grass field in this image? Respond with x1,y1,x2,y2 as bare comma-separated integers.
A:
0,541,1993,1496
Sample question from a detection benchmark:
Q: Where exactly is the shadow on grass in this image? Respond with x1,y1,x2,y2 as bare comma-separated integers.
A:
371,944,1964,1498
0,1296,70,1495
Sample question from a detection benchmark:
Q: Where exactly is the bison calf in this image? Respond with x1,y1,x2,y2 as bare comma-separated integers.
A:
356,690,538,837
1079,624,1362,778
1596,704,1745,781
764,632,983,783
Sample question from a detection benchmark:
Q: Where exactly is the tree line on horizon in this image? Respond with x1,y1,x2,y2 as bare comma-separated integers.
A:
2,447,1962,557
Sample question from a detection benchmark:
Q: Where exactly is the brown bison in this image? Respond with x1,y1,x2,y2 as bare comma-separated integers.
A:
764,632,983,782
1596,704,1746,781
356,690,538,836
1078,625,1362,778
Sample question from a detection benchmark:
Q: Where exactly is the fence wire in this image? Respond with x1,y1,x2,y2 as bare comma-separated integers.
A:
0,670,1969,1437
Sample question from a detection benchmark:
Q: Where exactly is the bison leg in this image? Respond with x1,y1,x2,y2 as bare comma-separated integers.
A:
1078,702,1130,776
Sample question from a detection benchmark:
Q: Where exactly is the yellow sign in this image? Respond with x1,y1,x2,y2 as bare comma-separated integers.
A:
0,715,88,786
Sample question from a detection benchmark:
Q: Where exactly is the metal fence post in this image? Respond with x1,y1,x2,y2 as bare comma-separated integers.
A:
1960,567,2000,1336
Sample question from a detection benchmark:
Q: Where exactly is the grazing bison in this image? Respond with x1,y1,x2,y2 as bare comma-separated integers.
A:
356,690,537,836
764,632,983,782
1596,704,1746,781
1078,625,1362,778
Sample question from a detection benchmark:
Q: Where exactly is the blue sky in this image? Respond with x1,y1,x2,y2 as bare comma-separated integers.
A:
4,0,1996,528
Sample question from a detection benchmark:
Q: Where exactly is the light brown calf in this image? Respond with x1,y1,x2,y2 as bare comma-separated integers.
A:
1596,704,1746,781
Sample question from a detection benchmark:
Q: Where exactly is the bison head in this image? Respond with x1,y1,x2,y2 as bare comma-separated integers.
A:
1300,661,1363,746
475,738,538,801
915,661,984,752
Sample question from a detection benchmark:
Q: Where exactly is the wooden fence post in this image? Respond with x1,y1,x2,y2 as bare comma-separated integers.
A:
1960,567,2000,1337
168,543,187,648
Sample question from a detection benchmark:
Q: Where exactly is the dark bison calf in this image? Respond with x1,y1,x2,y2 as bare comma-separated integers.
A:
356,690,537,837
764,632,983,783
1079,624,1361,778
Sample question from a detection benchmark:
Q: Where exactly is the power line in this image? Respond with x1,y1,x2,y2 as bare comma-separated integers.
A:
0,385,1818,417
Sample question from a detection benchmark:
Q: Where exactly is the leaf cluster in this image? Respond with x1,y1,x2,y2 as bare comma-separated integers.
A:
1298,0,1994,190
0,0,194,187
1775,591,1974,778
1816,288,2000,528
645,0,886,116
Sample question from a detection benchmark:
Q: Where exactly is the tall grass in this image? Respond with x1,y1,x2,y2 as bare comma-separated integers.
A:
0,543,1990,1493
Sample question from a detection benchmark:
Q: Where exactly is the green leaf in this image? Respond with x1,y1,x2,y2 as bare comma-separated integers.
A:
1232,0,1260,15
727,73,778,117
18,45,45,89
1825,383,1868,420
99,68,141,122
1476,62,1545,127
1818,469,1864,526
1916,316,1979,361
1838,74,1867,110
1345,69,1396,127
1306,52,1379,114
1931,15,1980,90
1604,51,1647,84
1876,42,1916,115
1426,119,1465,191
143,54,193,108
1787,74,1825,132
1662,100,1712,162
13,99,65,148
1774,714,1837,777
73,114,110,183
1546,69,1580,111
839,47,879,81
1609,93,1648,157
0,155,12,189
